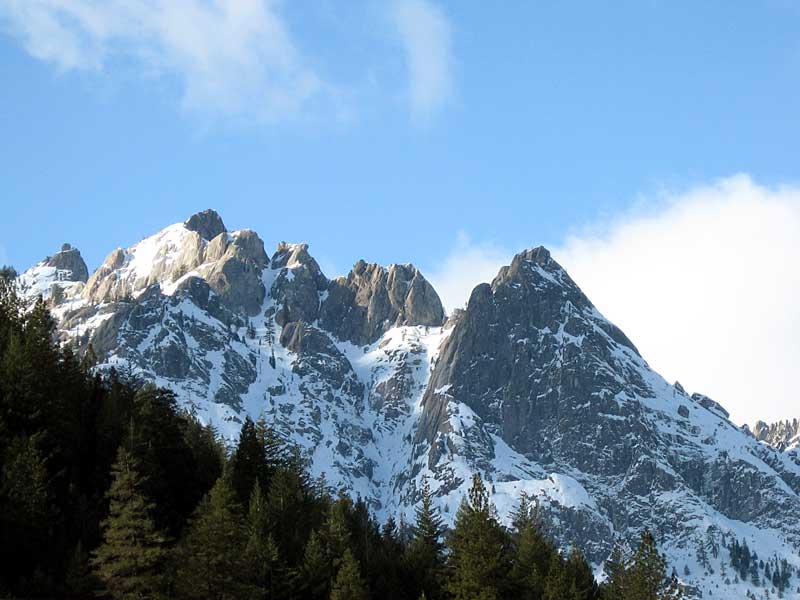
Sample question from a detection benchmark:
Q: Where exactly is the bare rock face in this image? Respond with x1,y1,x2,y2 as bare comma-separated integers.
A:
270,242,328,326
751,419,800,451
84,248,128,302
184,209,227,241
206,231,268,316
45,243,89,282
280,321,363,397
320,261,445,345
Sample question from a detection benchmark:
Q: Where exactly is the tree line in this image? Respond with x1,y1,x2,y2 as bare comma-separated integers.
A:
0,268,681,599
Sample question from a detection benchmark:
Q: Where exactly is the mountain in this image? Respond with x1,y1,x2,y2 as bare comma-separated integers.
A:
750,419,800,453
19,210,800,597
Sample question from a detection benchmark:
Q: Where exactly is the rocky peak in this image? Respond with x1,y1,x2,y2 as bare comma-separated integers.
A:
271,242,322,273
751,418,800,451
269,242,328,326
45,243,89,282
184,209,226,241
416,245,643,452
320,260,444,345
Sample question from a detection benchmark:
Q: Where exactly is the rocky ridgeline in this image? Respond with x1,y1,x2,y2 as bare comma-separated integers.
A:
18,210,800,598
750,419,800,452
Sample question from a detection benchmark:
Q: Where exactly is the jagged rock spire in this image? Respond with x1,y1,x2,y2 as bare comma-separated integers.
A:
184,209,226,241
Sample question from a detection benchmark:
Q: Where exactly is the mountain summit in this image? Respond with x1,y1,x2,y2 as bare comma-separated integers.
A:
18,211,800,598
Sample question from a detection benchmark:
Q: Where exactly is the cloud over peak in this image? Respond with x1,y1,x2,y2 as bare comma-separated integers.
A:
429,175,800,426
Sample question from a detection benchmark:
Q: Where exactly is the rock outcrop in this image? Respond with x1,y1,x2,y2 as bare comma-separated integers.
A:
320,261,445,345
184,208,227,241
751,418,800,451
45,243,89,282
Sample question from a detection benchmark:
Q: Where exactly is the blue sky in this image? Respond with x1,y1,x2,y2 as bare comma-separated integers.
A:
1,0,799,425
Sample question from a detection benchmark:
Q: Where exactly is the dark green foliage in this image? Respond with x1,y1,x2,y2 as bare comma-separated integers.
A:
331,548,369,600
246,481,290,598
563,547,597,599
407,479,446,599
127,384,210,535
301,530,332,599
446,474,512,600
0,280,222,596
173,476,253,599
90,447,168,599
509,492,555,599
604,530,683,600
230,416,270,504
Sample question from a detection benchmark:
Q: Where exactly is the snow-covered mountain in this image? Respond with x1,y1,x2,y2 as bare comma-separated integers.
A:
19,210,800,597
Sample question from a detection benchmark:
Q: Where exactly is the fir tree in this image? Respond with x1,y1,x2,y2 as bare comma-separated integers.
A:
446,474,511,600
173,476,252,600
301,530,332,599
245,481,288,599
625,530,682,600
407,479,446,599
230,416,270,504
542,551,570,600
509,492,555,598
563,546,597,599
330,549,369,600
91,447,168,600
128,384,200,534
604,543,629,600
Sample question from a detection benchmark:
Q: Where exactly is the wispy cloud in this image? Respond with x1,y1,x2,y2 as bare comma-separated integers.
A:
389,0,454,121
1,0,457,125
430,175,800,426
0,0,332,123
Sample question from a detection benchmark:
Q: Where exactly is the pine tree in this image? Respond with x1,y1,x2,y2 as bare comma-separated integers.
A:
604,542,631,599
446,474,511,600
325,494,354,573
246,481,287,599
563,546,597,599
230,416,269,504
330,549,369,600
542,551,570,600
407,479,446,599
173,476,252,600
128,384,200,534
91,447,168,600
509,492,555,598
624,530,682,600
302,530,332,599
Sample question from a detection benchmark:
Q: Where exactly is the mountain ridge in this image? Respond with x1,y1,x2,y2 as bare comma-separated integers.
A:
17,209,800,598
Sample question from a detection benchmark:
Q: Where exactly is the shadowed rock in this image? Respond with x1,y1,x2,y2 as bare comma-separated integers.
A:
184,209,227,241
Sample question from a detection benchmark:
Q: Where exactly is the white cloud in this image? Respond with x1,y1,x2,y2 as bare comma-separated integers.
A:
389,0,453,121
430,175,800,426
0,0,329,122
427,232,509,314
